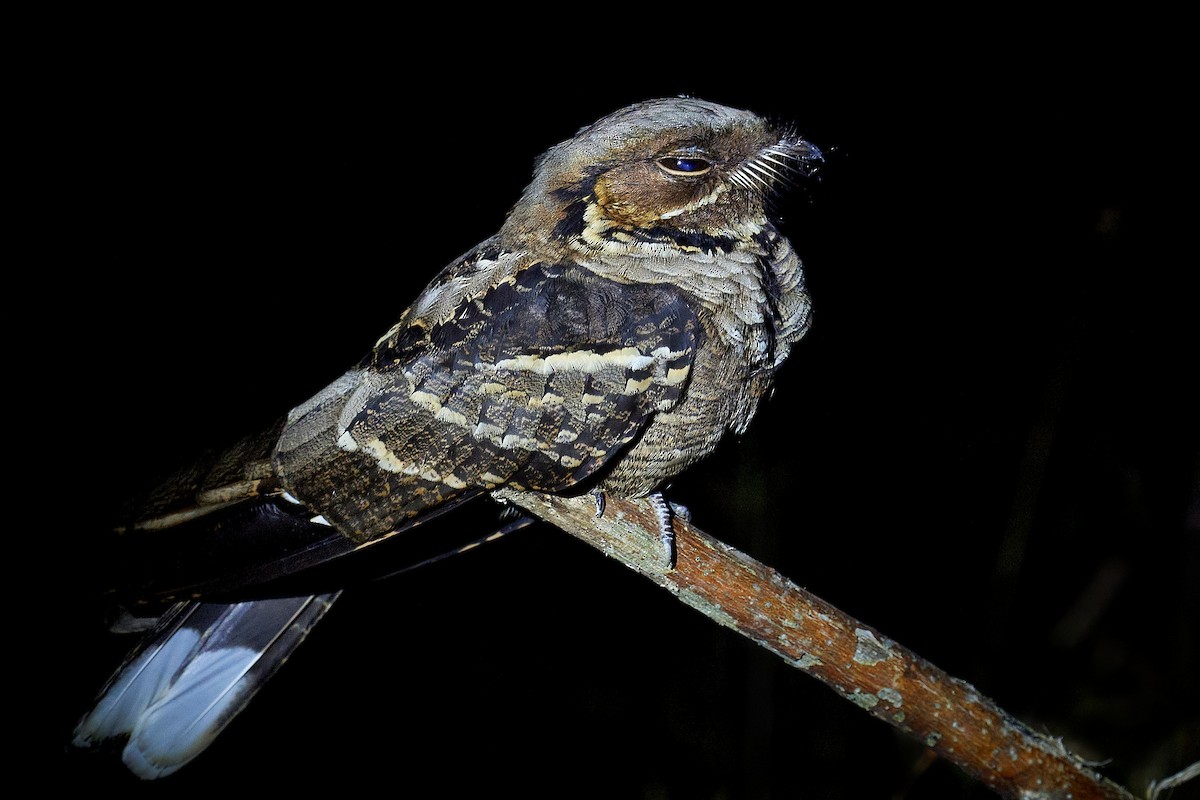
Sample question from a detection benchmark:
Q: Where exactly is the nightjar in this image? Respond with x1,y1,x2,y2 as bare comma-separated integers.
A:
72,97,822,778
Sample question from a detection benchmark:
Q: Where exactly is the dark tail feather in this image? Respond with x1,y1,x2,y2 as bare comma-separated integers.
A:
72,592,340,779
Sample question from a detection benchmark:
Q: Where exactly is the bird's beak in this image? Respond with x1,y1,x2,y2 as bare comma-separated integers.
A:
777,136,824,178
731,136,824,194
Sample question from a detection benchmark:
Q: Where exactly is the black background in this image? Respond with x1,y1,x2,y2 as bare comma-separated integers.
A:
36,25,1197,799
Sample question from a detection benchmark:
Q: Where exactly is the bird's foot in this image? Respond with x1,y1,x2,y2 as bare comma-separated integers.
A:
647,492,677,570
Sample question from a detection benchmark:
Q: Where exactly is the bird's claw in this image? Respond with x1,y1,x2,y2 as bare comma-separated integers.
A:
648,492,677,570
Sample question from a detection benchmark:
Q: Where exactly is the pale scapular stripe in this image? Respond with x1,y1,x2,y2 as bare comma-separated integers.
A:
495,347,655,375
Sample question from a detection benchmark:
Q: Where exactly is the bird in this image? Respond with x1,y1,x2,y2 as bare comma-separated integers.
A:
70,97,822,779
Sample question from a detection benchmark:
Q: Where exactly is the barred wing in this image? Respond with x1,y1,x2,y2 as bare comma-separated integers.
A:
275,257,698,542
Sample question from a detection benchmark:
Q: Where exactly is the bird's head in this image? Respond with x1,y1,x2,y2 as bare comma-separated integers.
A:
502,97,822,256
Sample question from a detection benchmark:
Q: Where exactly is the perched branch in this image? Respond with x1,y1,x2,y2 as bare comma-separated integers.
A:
504,491,1137,800
1148,760,1200,799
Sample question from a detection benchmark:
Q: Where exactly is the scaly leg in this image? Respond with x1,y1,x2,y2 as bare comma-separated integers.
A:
647,492,677,569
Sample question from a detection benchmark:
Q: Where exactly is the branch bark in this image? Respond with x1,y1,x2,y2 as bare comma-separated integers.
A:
503,491,1137,800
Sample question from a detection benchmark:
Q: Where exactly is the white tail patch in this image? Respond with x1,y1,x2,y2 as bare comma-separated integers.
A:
72,628,203,750
73,626,258,779
74,595,338,779
120,645,261,778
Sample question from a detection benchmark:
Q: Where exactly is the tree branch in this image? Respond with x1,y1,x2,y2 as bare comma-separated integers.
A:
503,491,1137,800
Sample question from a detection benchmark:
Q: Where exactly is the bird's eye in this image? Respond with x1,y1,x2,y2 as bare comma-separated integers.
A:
656,156,712,176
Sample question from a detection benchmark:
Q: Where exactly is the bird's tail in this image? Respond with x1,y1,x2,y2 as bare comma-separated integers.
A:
74,415,525,779
72,592,340,779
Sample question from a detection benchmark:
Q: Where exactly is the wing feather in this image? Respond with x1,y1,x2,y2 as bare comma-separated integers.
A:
275,249,698,542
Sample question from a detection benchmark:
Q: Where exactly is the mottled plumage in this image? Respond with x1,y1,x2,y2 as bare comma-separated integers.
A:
73,98,821,778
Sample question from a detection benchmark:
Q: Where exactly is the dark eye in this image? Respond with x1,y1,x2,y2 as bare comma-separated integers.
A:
656,156,712,176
